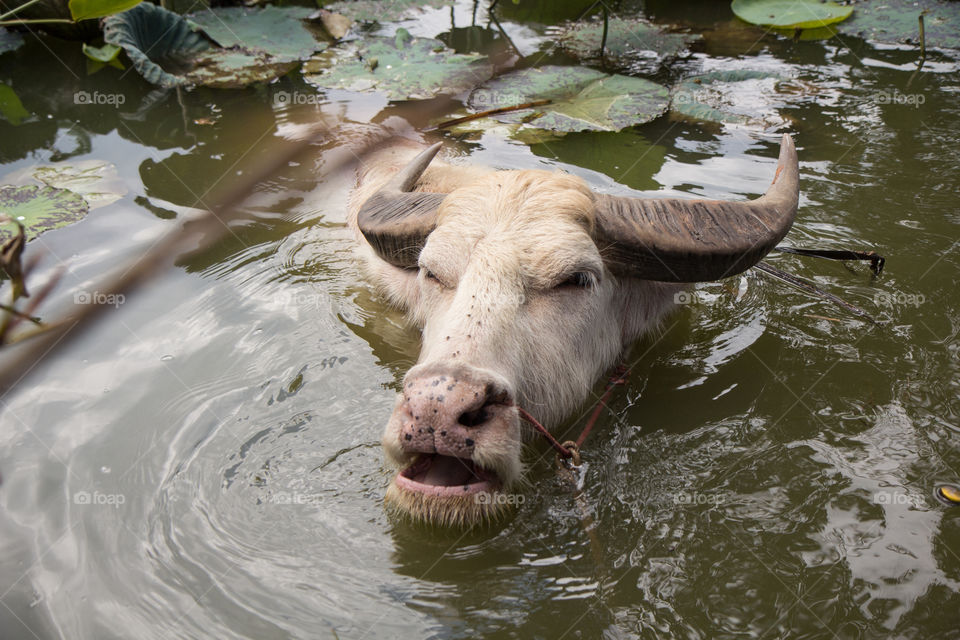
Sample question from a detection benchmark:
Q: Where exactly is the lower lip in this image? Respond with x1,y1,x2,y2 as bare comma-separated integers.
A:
394,471,497,497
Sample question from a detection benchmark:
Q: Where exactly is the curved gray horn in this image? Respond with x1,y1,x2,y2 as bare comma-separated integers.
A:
594,134,800,283
357,142,447,268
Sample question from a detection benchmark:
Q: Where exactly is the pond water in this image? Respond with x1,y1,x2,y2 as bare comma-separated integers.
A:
1,1,959,638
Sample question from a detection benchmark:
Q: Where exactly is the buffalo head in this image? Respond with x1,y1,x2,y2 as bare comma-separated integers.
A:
351,136,799,527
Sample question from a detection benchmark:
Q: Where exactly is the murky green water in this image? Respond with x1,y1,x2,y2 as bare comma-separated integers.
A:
2,1,959,638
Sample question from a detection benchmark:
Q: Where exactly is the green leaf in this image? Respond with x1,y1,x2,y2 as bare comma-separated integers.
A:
0,185,90,242
103,3,315,89
468,65,669,133
0,84,29,126
731,0,852,30
82,42,123,63
554,17,699,72
836,0,960,49
68,0,143,21
324,0,454,23
0,28,25,56
187,6,326,62
3,160,126,210
303,35,493,100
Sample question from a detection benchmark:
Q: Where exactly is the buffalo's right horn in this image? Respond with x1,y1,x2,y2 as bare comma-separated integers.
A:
594,134,800,283
357,142,447,269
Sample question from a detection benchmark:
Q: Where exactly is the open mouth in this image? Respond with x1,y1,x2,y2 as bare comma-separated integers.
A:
395,454,499,497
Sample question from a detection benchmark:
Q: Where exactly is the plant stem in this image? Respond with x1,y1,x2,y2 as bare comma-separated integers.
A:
0,18,75,25
0,0,45,22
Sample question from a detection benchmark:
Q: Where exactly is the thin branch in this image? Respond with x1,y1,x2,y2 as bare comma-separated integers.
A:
425,99,551,131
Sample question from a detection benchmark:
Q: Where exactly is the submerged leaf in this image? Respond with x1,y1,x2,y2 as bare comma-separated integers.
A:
82,42,123,63
304,34,493,100
554,17,699,72
0,28,25,56
837,0,960,49
468,65,669,133
0,84,29,126
325,0,454,23
731,0,853,30
0,185,90,242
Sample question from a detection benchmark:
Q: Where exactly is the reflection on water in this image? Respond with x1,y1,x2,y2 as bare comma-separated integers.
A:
1,0,959,637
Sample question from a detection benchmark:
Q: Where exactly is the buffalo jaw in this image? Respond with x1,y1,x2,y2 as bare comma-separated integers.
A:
382,363,524,528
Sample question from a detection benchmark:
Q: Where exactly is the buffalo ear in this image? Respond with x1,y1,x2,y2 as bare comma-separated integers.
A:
594,134,799,283
357,143,447,269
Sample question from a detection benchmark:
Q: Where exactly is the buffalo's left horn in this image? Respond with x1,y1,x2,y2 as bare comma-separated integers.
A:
357,142,447,268
594,134,800,283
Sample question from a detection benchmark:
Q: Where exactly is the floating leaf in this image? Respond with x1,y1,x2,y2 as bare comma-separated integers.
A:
318,9,351,39
68,0,142,21
554,17,699,72
0,185,90,242
104,3,315,88
731,0,853,30
103,3,210,88
304,31,493,100
325,0,453,23
0,28,25,55
0,84,29,126
836,0,960,49
4,160,127,210
671,70,785,127
468,65,669,133
82,42,122,63
187,6,327,62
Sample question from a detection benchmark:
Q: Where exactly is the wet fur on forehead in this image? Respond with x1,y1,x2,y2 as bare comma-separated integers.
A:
436,169,596,233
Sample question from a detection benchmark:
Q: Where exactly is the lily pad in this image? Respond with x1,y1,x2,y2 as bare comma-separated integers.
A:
0,84,29,126
468,65,669,133
104,3,315,88
0,28,25,55
303,30,493,100
671,70,784,127
0,185,90,242
4,160,127,210
68,0,142,21
187,6,326,61
554,17,699,72
731,0,853,30
325,0,454,23
836,0,960,49
103,3,210,88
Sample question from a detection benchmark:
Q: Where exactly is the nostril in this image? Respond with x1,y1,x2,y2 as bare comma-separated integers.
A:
457,406,489,427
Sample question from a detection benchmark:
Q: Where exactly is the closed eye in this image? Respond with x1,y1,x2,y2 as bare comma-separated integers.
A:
557,271,597,289
422,268,449,288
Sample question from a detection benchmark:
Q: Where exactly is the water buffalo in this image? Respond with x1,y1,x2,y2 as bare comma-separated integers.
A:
348,135,799,526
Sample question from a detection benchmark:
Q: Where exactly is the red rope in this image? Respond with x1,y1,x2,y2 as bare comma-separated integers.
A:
518,364,629,461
